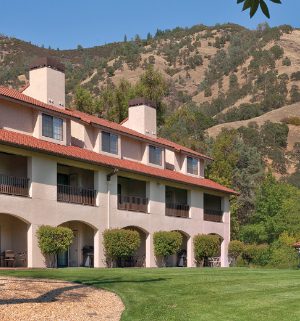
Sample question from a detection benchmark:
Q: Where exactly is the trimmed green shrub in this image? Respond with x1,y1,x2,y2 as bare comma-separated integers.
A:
36,225,74,268
228,240,244,265
103,229,140,267
193,234,220,266
153,231,182,266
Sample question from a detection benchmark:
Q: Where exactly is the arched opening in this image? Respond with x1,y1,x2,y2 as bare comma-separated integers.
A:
57,221,96,268
206,233,223,267
166,230,189,267
0,213,29,267
121,226,148,268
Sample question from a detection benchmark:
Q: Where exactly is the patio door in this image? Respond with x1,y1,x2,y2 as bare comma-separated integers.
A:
69,230,79,267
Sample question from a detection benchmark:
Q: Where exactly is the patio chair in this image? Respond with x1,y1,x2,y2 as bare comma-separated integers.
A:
4,250,15,267
16,252,27,267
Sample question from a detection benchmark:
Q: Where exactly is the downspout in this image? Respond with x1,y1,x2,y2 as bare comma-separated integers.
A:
106,168,119,229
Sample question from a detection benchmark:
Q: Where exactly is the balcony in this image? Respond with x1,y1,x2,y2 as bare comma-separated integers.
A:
0,152,29,197
165,203,190,218
57,184,96,206
0,174,30,197
204,193,223,223
165,186,189,218
118,195,148,213
117,176,148,213
57,164,96,206
204,209,223,223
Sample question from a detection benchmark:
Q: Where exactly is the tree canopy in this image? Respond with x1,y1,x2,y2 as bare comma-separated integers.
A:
237,0,282,18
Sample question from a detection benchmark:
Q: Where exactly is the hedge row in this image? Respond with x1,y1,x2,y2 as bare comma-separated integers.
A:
229,232,299,268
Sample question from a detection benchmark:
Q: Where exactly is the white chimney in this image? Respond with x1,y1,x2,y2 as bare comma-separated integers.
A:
122,98,157,137
23,57,65,109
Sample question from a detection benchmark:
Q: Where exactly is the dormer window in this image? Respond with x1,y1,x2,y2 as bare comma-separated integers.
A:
187,156,198,175
149,145,162,166
102,131,118,155
42,114,63,141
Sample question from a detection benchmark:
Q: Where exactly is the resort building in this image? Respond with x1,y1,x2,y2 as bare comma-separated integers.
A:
0,57,237,268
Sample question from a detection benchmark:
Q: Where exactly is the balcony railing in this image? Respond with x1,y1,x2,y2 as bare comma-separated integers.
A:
204,209,223,223
118,195,148,213
0,174,30,197
57,184,96,206
166,203,190,218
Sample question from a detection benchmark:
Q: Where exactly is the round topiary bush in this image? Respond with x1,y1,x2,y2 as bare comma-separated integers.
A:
36,225,74,268
193,234,221,267
103,228,141,267
228,240,245,266
153,231,182,267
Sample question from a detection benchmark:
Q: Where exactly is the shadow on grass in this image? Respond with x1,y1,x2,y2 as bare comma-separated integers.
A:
74,277,167,286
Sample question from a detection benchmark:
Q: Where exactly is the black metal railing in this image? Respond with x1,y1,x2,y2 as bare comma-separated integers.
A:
0,174,30,197
204,209,223,222
57,184,96,206
118,194,148,213
166,203,190,218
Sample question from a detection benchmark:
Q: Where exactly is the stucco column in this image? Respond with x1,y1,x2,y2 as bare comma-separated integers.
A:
221,196,230,267
187,236,195,267
145,233,156,267
94,229,106,268
27,224,45,268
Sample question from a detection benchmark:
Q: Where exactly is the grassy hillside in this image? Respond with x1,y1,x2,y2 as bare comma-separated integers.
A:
1,23,300,179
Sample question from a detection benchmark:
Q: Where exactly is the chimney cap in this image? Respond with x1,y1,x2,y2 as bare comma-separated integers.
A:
128,97,156,109
30,57,65,73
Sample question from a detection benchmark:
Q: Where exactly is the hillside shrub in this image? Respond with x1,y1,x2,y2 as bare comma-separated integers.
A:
153,231,182,266
103,229,140,267
282,117,300,126
290,85,300,103
36,225,74,268
282,56,291,66
193,234,220,267
291,71,300,81
270,45,284,60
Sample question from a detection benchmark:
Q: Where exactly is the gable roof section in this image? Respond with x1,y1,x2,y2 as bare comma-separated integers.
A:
0,86,212,160
0,86,80,120
0,129,238,195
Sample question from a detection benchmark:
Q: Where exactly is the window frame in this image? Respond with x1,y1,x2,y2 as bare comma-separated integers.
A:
187,156,199,175
149,145,162,166
101,131,119,155
42,113,63,141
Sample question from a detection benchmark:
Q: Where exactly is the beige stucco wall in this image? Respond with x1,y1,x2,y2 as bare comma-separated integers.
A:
121,136,143,161
0,100,36,135
0,142,230,269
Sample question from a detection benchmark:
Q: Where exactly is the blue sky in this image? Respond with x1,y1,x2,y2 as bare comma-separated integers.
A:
0,0,299,49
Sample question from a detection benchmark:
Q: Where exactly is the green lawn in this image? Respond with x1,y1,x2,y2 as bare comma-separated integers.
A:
0,268,299,321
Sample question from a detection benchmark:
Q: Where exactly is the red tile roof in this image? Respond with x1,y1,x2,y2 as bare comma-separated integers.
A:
0,86,80,120
0,86,212,160
0,129,238,195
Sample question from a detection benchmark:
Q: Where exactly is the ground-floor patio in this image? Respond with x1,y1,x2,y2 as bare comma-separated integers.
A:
0,212,228,268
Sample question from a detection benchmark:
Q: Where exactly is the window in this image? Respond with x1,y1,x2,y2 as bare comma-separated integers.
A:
102,131,118,154
149,145,162,166
187,156,198,175
42,114,63,141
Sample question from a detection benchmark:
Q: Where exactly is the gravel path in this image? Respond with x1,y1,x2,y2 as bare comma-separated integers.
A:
0,277,124,321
